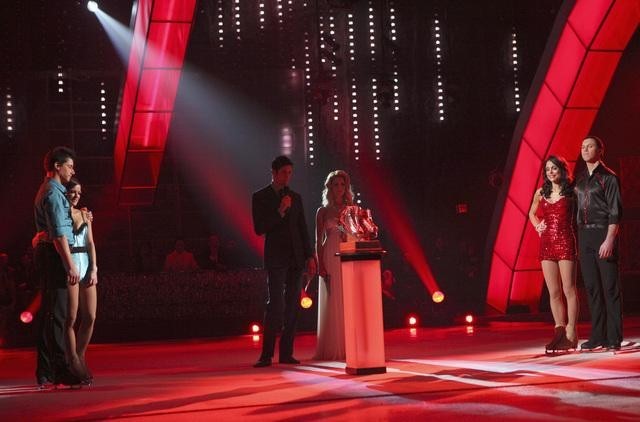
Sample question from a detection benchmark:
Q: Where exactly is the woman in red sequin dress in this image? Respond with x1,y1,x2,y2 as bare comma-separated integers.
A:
529,156,578,352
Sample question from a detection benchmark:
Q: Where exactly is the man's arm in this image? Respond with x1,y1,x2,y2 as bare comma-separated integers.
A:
46,192,80,285
53,236,80,285
600,175,622,259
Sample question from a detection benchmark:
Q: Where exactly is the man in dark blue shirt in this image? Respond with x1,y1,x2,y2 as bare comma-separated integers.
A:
575,136,623,351
33,146,82,386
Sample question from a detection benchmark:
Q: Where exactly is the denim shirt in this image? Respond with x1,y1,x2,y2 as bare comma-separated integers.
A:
34,177,74,245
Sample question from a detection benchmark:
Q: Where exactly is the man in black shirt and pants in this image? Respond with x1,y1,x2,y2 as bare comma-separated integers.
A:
575,136,623,351
252,156,316,367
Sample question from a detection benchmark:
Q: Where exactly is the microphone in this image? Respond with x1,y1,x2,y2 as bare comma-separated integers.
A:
280,186,291,215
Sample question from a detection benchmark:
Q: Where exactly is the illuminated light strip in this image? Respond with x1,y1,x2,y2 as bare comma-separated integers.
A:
389,2,399,111
234,0,240,40
288,1,296,70
372,77,381,160
57,66,64,94
330,13,338,121
368,3,376,61
434,14,445,121
5,90,13,133
258,1,265,30
217,0,224,47
277,0,283,26
304,31,315,167
512,28,521,112
348,14,359,162
369,3,381,160
99,82,107,138
351,79,359,162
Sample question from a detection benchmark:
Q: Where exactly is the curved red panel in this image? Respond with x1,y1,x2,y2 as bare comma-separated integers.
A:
486,0,639,313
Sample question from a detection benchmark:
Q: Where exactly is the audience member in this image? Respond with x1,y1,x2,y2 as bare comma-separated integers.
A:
163,239,199,272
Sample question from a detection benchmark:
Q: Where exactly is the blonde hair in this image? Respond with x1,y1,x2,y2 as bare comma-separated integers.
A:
321,170,354,207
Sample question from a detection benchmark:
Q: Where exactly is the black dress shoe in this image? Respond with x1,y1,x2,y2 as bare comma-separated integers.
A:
580,340,604,351
279,356,300,364
606,343,621,350
54,369,82,386
253,358,272,368
37,375,53,387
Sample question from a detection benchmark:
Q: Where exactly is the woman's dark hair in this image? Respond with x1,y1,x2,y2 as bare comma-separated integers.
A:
541,155,573,198
67,177,81,190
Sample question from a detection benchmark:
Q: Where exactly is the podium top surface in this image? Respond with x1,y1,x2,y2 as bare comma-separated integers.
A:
336,250,386,261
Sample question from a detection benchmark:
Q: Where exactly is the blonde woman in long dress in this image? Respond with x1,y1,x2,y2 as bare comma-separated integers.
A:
313,170,354,360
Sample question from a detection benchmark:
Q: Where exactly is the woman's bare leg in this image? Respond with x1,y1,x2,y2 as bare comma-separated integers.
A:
77,284,97,373
541,260,566,327
558,260,578,341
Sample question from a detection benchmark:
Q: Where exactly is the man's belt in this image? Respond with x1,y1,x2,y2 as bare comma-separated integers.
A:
579,223,607,229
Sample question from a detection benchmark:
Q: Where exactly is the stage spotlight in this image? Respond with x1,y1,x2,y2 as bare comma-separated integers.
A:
465,314,474,324
87,1,98,13
20,311,33,324
407,314,418,327
432,291,445,303
250,323,261,333
300,290,313,309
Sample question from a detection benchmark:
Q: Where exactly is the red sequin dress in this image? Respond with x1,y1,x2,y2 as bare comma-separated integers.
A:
539,196,577,261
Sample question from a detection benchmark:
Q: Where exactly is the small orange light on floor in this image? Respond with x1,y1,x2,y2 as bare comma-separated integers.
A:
300,291,313,309
20,311,33,324
465,314,474,324
252,335,260,343
250,323,261,334
432,291,445,303
407,315,418,327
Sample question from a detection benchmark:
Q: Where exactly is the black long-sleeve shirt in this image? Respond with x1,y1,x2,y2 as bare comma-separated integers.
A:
574,162,622,229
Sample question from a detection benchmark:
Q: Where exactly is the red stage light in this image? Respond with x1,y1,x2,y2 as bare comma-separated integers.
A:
20,311,33,324
432,291,445,303
407,315,418,327
465,314,474,324
250,323,261,333
456,203,468,214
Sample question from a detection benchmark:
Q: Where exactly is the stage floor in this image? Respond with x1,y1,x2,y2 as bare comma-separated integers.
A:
1,318,639,421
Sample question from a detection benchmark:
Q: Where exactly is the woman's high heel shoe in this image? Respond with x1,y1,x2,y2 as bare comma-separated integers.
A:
545,326,566,352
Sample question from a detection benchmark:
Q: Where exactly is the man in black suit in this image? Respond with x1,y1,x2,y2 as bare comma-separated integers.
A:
252,155,316,367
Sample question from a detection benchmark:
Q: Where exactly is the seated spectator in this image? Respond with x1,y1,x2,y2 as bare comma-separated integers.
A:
135,241,160,273
163,239,199,272
200,234,227,271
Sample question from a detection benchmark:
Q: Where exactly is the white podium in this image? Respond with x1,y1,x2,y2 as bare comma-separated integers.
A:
339,249,386,375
